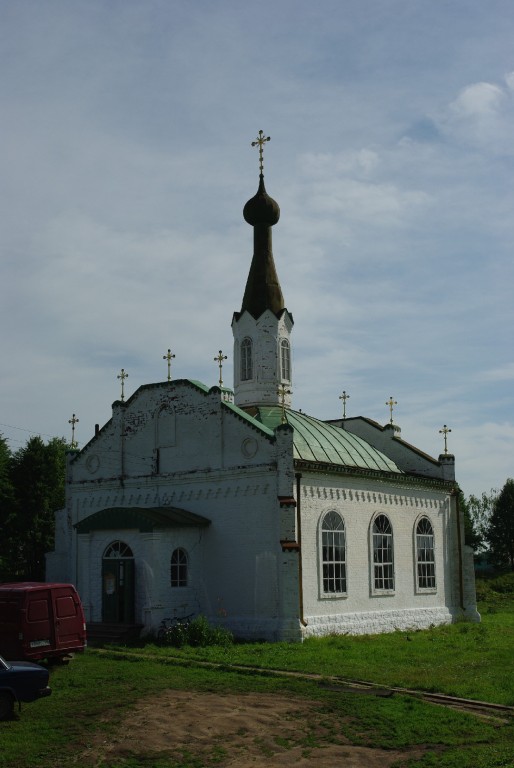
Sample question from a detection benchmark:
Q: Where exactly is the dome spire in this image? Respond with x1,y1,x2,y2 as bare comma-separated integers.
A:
232,130,294,410
240,130,283,317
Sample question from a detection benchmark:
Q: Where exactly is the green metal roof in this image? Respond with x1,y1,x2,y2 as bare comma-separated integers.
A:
222,398,276,437
255,407,402,474
74,507,211,533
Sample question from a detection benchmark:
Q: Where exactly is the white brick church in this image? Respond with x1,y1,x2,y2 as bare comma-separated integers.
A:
47,144,479,641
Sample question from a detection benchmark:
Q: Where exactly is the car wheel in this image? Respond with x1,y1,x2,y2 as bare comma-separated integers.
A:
0,691,15,720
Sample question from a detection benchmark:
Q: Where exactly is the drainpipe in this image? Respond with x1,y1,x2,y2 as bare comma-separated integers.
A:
452,488,465,611
295,472,307,626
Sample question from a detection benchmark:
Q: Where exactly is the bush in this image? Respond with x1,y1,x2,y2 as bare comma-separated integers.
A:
476,572,514,603
475,579,495,602
157,615,233,648
158,621,189,648
489,572,514,594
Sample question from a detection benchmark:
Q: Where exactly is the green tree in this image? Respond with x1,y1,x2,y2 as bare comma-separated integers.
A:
457,489,482,551
0,434,15,579
4,436,67,581
466,488,498,551
486,478,514,571
0,434,13,509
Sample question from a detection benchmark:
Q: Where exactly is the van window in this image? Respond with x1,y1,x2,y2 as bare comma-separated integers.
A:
55,596,76,618
0,598,17,621
27,599,49,621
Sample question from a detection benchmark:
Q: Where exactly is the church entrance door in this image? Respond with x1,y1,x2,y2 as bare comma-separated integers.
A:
101,541,135,623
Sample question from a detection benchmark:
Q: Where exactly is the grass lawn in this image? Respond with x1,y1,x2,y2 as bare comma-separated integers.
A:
0,590,513,768
123,596,514,707
1,652,513,768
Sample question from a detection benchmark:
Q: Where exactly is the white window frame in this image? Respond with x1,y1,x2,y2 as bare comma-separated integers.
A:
170,547,188,588
319,510,347,598
280,338,291,382
415,516,437,593
371,514,395,594
103,540,133,559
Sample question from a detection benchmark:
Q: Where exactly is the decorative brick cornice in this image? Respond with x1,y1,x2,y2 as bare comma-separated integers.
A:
300,483,450,511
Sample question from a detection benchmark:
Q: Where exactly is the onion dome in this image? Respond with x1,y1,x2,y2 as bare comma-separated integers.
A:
243,175,280,227
239,173,284,318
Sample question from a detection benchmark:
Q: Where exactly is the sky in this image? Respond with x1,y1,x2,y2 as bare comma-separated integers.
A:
1,0,513,498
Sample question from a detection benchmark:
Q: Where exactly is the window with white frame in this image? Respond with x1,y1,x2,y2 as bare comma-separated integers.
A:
280,338,291,381
104,541,133,559
170,548,188,588
372,514,394,591
241,337,253,381
321,511,346,595
416,517,436,590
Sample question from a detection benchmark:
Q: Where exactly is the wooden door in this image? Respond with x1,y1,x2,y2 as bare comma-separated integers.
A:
102,541,135,623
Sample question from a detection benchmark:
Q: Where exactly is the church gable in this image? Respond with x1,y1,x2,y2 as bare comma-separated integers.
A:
70,379,278,483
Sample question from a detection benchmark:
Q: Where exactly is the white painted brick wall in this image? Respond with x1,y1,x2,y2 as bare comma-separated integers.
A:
232,308,293,408
297,472,479,635
50,380,478,642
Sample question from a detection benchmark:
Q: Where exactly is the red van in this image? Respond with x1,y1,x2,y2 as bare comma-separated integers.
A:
0,582,86,662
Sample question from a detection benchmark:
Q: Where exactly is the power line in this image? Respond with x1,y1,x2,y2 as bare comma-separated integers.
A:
0,422,62,440
0,422,68,450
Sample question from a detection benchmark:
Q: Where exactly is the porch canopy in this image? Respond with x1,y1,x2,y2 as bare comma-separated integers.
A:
74,506,211,533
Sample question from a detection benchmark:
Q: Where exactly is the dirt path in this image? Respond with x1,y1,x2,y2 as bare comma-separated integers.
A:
80,689,429,767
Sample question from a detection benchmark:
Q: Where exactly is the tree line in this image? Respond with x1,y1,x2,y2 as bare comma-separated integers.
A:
0,434,67,581
461,479,514,570
0,432,513,581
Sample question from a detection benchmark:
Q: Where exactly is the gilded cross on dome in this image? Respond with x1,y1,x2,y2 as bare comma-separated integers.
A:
251,130,271,174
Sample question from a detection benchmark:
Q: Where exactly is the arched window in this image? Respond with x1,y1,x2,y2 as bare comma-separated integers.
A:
103,541,133,559
321,511,346,595
241,337,253,381
170,548,188,588
372,515,394,591
416,517,436,590
280,339,291,381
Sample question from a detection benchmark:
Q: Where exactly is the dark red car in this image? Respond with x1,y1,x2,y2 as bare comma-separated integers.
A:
0,654,51,719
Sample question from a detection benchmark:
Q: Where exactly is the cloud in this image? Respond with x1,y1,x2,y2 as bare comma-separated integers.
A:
438,77,514,153
450,82,504,118
1,1,514,503
479,363,514,382
505,71,514,91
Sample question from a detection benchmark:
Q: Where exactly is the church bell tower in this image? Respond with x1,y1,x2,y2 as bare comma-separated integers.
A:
232,131,294,410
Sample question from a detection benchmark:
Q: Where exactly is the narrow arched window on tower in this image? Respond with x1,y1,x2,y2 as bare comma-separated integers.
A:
241,337,253,381
280,339,291,381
